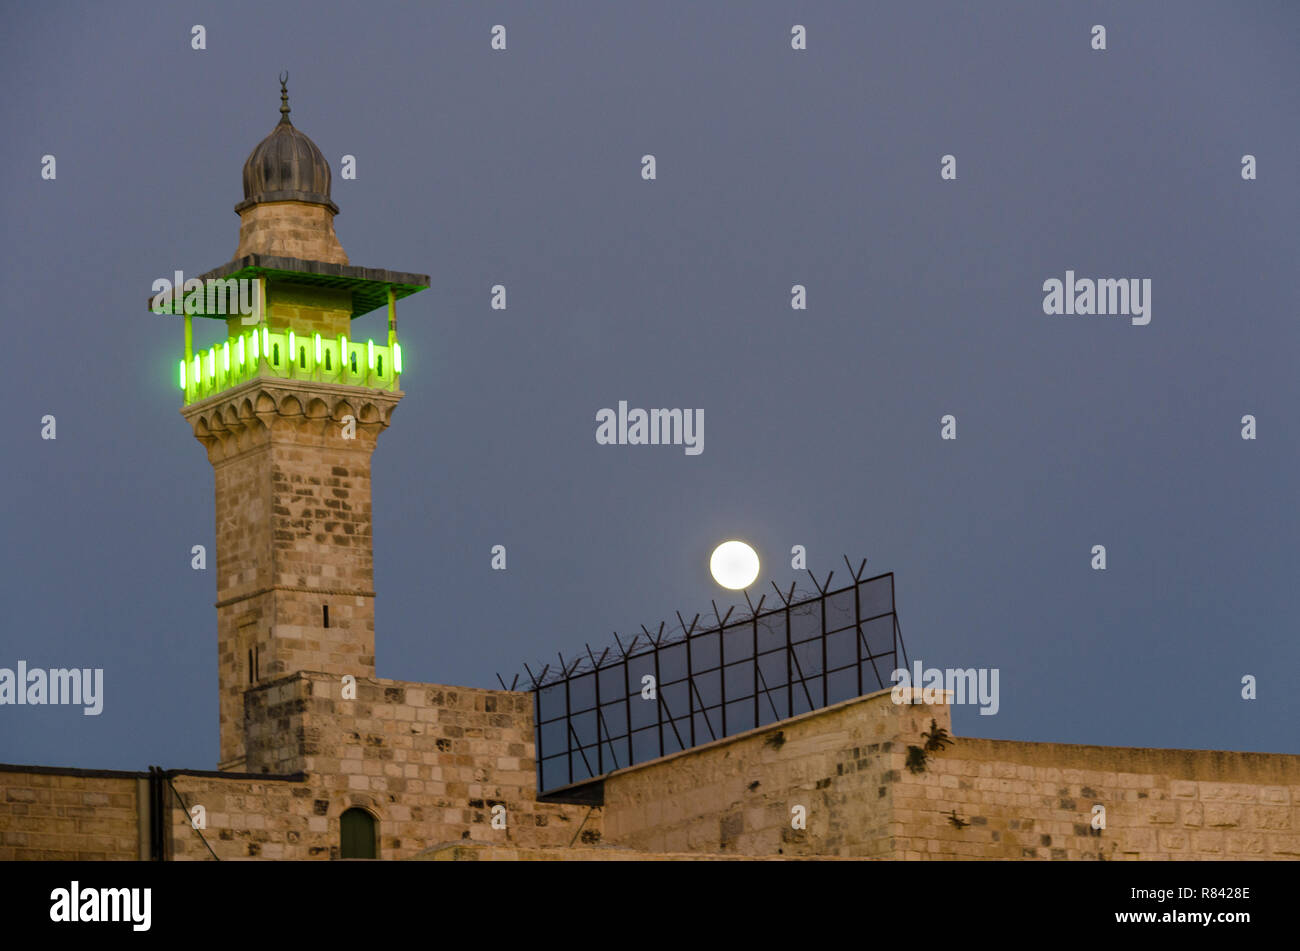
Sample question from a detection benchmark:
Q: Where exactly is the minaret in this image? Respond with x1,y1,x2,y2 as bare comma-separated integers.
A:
158,76,429,770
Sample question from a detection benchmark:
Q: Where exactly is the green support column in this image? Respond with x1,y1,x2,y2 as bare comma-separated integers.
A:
258,275,267,370
387,285,396,349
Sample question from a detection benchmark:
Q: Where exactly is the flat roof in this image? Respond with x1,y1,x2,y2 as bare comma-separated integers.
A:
148,253,430,319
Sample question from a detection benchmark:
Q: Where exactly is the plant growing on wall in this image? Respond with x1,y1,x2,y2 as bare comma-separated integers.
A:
922,719,952,753
907,719,954,773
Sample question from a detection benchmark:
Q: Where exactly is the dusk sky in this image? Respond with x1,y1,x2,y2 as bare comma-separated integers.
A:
1,1,1297,773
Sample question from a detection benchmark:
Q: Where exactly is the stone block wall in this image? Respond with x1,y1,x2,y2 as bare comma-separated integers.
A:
0,766,143,860
8,683,1299,861
234,202,348,265
597,687,1300,860
214,671,602,860
186,379,400,769
2,672,604,862
889,735,1300,861
600,688,926,856
221,282,355,340
166,772,312,860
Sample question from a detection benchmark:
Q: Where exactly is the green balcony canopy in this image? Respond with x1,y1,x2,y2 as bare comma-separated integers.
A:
149,254,429,318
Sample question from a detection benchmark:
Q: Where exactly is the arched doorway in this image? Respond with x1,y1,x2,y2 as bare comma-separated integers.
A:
340,807,377,859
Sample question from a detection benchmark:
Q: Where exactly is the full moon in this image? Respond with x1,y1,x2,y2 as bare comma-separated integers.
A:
710,541,760,590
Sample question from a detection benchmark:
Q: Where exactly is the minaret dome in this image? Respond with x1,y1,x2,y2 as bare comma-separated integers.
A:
232,73,348,264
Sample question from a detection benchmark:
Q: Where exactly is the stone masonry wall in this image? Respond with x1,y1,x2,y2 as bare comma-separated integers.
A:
187,379,399,769
191,671,604,860
599,688,1300,860
600,688,923,857
0,767,143,860
166,772,312,860
2,670,604,862
889,735,1300,861
222,283,354,340
9,685,1298,861
234,202,348,266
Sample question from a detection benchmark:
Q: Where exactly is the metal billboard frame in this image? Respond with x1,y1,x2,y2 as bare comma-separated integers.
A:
503,559,907,796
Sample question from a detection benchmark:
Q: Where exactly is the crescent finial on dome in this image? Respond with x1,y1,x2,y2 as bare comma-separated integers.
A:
279,71,290,123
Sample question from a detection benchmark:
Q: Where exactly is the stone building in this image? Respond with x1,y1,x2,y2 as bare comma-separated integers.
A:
2,85,1299,861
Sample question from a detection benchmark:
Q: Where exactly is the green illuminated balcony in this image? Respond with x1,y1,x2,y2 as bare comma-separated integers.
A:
154,255,429,407
180,326,403,406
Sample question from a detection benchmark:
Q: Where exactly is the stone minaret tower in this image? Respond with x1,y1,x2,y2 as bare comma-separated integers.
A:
162,77,428,770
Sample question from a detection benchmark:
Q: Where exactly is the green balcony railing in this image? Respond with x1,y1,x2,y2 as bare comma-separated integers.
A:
179,327,403,406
